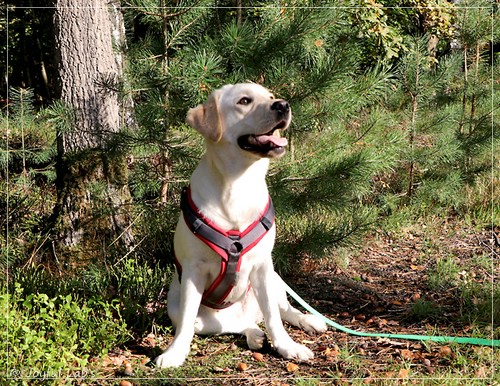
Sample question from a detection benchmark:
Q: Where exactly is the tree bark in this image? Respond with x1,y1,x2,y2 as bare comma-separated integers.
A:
52,0,134,254
407,95,418,199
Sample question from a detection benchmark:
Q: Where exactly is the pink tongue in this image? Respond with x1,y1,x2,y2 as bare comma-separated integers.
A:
256,135,288,147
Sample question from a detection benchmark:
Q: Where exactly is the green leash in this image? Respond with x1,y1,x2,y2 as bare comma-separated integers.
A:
285,283,500,347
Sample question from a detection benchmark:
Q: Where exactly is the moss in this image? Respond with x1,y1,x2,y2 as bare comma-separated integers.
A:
51,147,133,264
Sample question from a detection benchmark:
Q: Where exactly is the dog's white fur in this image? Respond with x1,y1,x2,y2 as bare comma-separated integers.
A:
155,83,327,368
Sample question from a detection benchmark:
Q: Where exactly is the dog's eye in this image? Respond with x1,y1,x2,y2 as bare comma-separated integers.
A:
237,97,252,105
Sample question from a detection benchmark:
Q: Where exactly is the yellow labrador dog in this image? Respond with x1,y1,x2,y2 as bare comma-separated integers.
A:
155,83,327,368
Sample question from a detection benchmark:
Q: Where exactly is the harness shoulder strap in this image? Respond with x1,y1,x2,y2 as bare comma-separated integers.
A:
180,188,235,255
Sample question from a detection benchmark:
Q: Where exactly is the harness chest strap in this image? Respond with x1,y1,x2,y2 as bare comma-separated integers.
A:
174,186,275,309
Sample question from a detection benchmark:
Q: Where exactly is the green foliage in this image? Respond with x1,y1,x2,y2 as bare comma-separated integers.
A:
1,284,129,378
424,252,500,324
347,0,407,61
411,298,442,320
382,25,498,221
122,3,406,271
1,87,58,271
10,257,173,332
456,0,497,48
427,256,461,290
412,0,456,39
0,88,57,179
117,2,498,274
2,3,495,273
461,281,500,324
81,257,173,330
43,100,76,136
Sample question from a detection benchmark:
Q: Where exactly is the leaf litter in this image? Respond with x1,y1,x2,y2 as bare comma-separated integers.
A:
94,224,498,384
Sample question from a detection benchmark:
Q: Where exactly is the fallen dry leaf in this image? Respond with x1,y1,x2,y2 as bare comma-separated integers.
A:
400,349,414,361
324,347,340,357
286,362,299,372
376,338,406,346
475,366,487,378
411,293,421,301
438,346,452,358
101,356,114,368
213,366,230,373
426,365,435,374
142,336,156,347
123,363,133,377
397,368,410,379
252,352,264,362
236,362,248,372
365,317,376,325
376,318,388,328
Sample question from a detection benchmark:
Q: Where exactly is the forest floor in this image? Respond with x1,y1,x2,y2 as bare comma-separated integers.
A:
94,220,499,385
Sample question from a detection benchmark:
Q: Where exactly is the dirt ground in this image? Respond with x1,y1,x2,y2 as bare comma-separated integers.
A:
99,223,499,385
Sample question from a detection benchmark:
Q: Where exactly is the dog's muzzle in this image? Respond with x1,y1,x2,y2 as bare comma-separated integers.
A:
237,99,290,158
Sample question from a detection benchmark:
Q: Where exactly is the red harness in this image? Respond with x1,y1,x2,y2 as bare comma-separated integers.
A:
173,186,275,309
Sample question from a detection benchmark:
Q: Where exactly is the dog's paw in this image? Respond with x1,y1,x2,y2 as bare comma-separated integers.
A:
275,341,314,361
245,328,266,350
154,351,187,368
298,314,327,335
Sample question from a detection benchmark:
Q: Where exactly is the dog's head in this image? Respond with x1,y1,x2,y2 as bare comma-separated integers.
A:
186,83,291,158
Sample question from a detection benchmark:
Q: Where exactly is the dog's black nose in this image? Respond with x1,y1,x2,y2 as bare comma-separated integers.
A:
271,100,290,114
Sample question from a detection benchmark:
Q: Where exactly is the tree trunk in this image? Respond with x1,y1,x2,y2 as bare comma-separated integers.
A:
236,0,242,26
459,47,468,135
52,0,134,256
407,95,418,199
427,34,439,66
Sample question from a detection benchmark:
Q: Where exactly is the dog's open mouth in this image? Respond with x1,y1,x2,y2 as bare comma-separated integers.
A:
237,121,288,157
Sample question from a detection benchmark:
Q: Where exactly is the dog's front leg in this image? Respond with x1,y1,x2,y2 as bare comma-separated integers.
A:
155,266,206,368
250,264,314,361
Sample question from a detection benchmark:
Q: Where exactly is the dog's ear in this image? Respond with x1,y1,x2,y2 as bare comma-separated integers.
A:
186,89,222,142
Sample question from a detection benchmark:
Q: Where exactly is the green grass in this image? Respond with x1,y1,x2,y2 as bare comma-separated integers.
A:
411,298,443,320
427,256,461,291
